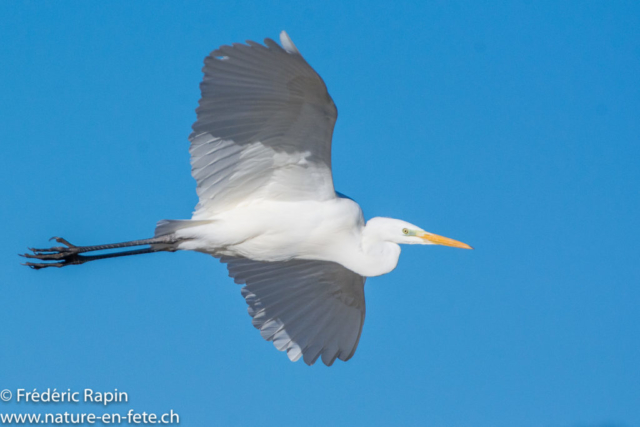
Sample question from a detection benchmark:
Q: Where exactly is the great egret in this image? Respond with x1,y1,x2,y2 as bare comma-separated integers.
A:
23,31,472,366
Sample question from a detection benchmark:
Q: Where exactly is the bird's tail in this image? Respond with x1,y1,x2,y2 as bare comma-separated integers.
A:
153,219,216,251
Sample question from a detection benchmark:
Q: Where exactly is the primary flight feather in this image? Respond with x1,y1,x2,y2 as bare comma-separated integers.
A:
23,31,472,366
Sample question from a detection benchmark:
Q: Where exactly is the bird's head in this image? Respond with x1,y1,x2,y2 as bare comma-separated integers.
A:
364,217,473,249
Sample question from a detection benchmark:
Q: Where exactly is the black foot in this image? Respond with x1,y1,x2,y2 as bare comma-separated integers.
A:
21,237,87,269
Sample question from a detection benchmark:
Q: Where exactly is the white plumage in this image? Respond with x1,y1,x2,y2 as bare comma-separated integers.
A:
25,31,472,366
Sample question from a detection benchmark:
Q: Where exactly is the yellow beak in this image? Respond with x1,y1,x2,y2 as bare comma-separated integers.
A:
417,231,473,249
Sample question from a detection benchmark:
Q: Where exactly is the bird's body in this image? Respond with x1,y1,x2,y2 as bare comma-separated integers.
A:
156,196,402,277
24,31,471,366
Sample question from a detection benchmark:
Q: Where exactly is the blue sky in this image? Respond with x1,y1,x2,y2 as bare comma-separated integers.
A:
1,1,639,426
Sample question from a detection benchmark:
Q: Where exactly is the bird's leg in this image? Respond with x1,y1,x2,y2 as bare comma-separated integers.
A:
21,235,177,270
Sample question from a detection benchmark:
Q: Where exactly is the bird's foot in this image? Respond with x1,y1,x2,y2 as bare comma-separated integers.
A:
20,237,87,269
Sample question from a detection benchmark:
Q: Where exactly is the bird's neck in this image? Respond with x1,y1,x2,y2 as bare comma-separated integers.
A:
348,234,401,278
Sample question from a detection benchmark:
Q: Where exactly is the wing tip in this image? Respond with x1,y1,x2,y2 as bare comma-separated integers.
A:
279,30,300,55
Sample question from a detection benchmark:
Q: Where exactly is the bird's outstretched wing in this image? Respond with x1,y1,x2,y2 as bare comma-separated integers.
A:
190,31,338,218
221,257,366,366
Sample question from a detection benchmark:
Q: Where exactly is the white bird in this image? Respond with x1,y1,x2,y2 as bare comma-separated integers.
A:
23,31,472,366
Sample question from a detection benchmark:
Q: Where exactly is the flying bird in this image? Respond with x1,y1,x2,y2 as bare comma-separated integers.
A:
23,31,472,366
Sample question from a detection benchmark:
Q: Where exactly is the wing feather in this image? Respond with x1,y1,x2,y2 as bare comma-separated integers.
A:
221,257,366,366
190,32,338,218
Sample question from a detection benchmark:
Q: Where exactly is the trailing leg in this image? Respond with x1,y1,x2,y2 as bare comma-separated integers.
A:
21,235,177,270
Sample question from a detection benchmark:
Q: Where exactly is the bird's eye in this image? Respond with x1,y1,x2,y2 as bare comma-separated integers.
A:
402,228,409,235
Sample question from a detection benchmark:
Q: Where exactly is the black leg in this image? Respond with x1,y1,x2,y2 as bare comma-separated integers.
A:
21,235,177,269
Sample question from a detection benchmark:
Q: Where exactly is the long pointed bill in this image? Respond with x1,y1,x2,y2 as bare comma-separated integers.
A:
417,231,473,249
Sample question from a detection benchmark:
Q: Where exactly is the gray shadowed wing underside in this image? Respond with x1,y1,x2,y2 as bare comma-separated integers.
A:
188,33,363,365
189,31,339,218
221,257,366,366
